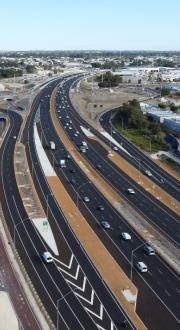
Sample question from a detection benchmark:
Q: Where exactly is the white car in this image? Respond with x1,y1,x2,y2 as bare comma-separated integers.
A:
136,261,148,273
127,188,135,194
113,146,118,151
145,170,152,177
42,251,53,263
101,221,110,229
83,196,90,202
121,232,131,240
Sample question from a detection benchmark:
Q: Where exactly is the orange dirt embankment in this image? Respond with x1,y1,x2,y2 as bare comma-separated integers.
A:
14,143,45,219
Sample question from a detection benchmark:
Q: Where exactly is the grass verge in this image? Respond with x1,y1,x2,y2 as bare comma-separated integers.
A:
114,122,168,153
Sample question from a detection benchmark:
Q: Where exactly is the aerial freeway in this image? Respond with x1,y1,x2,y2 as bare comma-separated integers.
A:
0,73,179,330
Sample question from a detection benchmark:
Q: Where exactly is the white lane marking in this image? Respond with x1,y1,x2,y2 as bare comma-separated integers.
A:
53,254,74,269
165,290,171,297
66,276,87,294
86,303,103,320
57,264,80,280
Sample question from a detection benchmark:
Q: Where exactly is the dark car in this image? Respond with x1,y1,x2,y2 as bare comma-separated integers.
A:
70,168,76,173
96,205,105,211
144,244,155,256
96,164,102,170
69,178,76,185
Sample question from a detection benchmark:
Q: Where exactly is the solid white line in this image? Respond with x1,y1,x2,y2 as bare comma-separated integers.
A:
66,276,87,294
58,264,80,280
53,254,74,269
85,303,103,320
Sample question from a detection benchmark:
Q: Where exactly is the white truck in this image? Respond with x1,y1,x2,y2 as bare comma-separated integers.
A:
80,146,86,153
59,159,66,168
81,141,88,150
49,141,56,150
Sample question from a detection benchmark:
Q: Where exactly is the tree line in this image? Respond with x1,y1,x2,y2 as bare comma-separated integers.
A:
114,99,163,137
96,71,122,88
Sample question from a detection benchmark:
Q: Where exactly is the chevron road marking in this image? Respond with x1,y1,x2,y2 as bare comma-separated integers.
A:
75,288,95,305
97,322,114,330
58,264,80,280
86,303,103,321
55,260,113,326
66,276,87,294
53,254,74,269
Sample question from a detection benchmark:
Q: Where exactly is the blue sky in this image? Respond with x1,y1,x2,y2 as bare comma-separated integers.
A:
1,0,180,51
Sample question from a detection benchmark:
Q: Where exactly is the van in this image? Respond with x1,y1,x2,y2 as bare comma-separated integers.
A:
136,261,148,273
144,244,155,256
49,141,55,150
59,159,66,168
80,146,86,153
82,141,88,149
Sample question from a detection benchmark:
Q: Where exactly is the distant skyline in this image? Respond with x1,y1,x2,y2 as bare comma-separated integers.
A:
1,0,180,51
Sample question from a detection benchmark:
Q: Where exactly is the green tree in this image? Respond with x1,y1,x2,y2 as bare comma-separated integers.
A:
26,65,36,74
158,103,167,109
170,104,179,112
96,71,122,88
161,88,171,96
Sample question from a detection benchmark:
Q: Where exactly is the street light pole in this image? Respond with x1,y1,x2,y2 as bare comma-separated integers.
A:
138,159,141,183
130,243,145,281
76,181,91,209
109,110,114,155
46,193,53,219
57,288,77,330
14,218,30,248
134,158,141,184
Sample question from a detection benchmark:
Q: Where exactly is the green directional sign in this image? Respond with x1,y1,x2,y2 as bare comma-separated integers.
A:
43,220,48,227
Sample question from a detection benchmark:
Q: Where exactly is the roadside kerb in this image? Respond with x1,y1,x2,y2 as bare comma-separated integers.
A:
50,87,180,275
14,142,45,219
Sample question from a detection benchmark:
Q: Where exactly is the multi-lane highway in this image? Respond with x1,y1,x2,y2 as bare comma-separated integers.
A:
22,77,138,329
1,75,179,330
50,79,180,248
37,76,180,329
